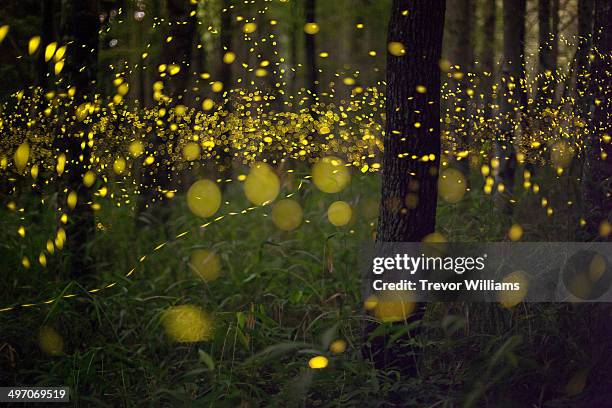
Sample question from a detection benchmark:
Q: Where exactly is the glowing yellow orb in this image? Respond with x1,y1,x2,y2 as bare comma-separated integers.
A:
202,98,214,111
242,22,257,33
374,291,416,322
83,171,96,187
244,162,280,205
182,142,201,161
312,156,350,193
129,140,144,157
223,51,236,64
308,355,328,369
327,201,352,226
387,41,406,56
189,249,221,282
589,254,606,282
271,199,303,231
438,167,467,203
304,22,320,35
0,25,9,43
211,81,224,93
67,191,77,209
113,157,127,175
28,36,41,55
38,326,63,356
14,142,30,172
329,339,347,354
187,179,222,218
162,305,213,343
45,42,57,62
508,224,523,241
423,232,447,243
498,271,528,308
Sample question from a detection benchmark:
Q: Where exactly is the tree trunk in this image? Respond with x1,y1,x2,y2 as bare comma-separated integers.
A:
536,0,555,105
551,0,560,102
366,0,445,377
59,0,100,278
137,0,196,226
218,0,233,181
576,0,594,116
494,0,526,215
481,0,496,121
445,0,472,176
304,0,317,99
378,1,444,242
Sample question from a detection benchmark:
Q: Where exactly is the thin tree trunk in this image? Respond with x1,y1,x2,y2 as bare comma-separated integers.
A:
536,0,554,105
137,0,196,226
494,0,526,215
551,0,560,102
304,0,317,100
576,0,594,116
445,0,472,176
482,0,496,121
218,0,233,182
59,0,100,278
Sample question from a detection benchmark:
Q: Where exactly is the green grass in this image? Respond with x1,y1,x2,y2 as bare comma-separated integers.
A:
0,168,603,407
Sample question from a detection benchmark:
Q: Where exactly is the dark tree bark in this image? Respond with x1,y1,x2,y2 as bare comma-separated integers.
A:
494,0,526,215
367,0,445,377
576,0,594,116
137,0,196,226
481,0,497,121
551,0,560,74
217,0,233,181
536,0,555,105
219,0,232,95
59,0,100,278
304,0,317,99
378,1,445,243
445,0,472,175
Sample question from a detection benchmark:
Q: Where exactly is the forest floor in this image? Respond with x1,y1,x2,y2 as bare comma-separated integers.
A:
0,168,608,407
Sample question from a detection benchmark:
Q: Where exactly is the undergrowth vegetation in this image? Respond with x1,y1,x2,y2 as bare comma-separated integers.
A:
1,170,599,407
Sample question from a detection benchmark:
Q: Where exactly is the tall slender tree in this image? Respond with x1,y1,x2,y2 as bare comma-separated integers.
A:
536,0,555,105
304,0,317,99
217,0,233,180
494,0,526,215
137,0,196,224
481,0,497,122
59,0,100,277
445,0,472,176
575,0,594,116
